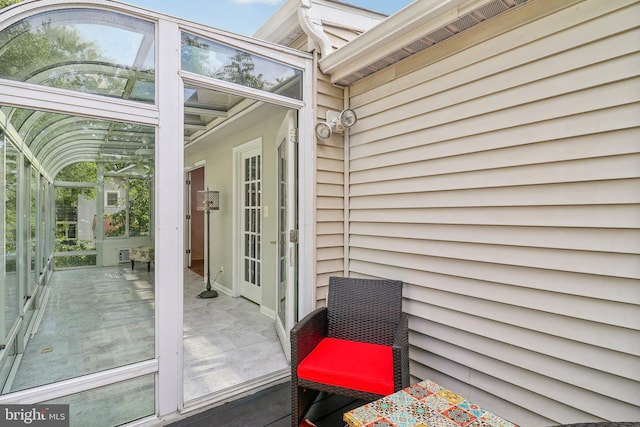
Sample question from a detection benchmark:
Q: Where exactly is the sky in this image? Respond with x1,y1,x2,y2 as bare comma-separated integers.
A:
120,0,415,36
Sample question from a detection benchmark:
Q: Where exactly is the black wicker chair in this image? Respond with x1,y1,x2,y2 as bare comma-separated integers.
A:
290,277,409,427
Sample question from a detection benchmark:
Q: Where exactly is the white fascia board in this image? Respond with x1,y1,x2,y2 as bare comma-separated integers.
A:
319,0,495,83
253,0,301,43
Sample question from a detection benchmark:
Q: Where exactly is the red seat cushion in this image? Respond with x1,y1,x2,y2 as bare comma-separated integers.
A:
297,337,394,396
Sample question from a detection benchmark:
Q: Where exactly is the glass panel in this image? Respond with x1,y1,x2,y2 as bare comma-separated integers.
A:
2,139,19,345
54,183,97,268
30,166,37,292
40,176,47,275
0,9,155,103
7,266,155,394
0,106,155,176
103,177,127,238
181,33,302,100
128,178,151,237
0,104,155,394
242,152,261,288
44,374,155,427
278,140,287,326
183,86,246,140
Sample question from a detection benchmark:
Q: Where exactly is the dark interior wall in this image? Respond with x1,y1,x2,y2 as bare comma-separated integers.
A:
190,167,205,260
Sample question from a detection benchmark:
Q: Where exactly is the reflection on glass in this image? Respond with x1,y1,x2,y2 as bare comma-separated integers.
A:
2,139,19,347
103,177,127,238
0,9,155,103
45,374,155,427
181,33,302,100
183,86,246,140
40,176,47,277
102,174,152,239
55,183,98,268
30,165,37,293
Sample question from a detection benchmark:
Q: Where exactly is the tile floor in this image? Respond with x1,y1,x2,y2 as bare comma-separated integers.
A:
6,264,288,425
182,268,289,401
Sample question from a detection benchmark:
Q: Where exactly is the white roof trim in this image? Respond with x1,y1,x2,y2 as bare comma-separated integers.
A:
318,0,496,83
254,0,386,47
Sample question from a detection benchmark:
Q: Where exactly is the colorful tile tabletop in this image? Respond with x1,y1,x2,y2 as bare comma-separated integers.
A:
344,379,519,427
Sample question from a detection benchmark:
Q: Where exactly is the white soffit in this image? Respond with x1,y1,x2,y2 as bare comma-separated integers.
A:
320,0,527,86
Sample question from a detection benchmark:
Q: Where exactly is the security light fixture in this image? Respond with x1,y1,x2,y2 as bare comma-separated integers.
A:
315,108,358,139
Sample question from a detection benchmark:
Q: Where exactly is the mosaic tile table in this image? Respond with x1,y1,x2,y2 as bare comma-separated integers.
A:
344,379,519,427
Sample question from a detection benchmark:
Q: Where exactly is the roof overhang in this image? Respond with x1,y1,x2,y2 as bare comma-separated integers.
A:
319,0,526,85
254,0,387,48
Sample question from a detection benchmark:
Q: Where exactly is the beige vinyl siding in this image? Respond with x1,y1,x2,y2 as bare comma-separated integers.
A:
315,71,346,299
346,0,640,425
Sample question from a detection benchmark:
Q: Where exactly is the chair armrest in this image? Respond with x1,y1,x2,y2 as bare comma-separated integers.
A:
392,313,410,390
291,307,328,369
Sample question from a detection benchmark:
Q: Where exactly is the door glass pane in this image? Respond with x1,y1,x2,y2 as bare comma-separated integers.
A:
277,142,286,325
242,153,261,287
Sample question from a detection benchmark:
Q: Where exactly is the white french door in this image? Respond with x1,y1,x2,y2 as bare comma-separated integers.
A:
238,141,262,304
275,111,297,360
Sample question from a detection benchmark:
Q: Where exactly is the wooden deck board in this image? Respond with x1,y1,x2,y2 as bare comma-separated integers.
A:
168,381,364,427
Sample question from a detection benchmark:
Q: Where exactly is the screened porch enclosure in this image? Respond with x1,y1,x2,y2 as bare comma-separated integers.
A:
0,2,311,425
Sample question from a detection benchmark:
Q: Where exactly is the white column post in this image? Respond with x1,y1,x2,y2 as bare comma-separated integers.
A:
156,18,185,418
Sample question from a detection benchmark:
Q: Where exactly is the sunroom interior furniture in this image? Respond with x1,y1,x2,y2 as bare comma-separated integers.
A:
130,246,155,272
290,276,409,427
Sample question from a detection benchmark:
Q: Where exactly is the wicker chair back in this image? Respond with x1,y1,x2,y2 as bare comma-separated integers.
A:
326,277,403,346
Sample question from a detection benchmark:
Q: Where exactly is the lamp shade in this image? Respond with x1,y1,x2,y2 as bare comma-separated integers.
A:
197,190,220,211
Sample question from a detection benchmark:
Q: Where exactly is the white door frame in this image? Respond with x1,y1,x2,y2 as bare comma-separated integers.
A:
275,111,297,361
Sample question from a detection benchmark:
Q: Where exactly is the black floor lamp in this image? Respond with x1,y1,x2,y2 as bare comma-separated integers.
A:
196,188,219,299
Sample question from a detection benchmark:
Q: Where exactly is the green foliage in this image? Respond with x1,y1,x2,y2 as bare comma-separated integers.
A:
0,0,22,9
181,34,266,90
217,51,265,90
128,178,150,236
0,19,99,80
181,34,213,76
57,161,97,183
55,163,97,229
54,253,97,268
103,177,150,237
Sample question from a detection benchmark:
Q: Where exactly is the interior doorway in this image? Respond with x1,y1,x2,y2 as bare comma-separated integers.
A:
187,166,205,276
183,98,298,405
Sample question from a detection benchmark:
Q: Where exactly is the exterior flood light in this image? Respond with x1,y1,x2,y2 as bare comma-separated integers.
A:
315,108,358,139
